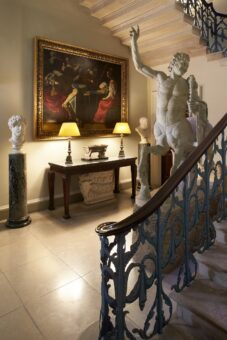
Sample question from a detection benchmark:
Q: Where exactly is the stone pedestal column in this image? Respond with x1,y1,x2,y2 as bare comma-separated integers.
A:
6,153,31,228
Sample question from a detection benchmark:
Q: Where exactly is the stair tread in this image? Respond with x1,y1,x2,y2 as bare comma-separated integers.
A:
195,241,227,273
153,316,207,339
170,278,227,332
213,220,227,244
214,220,227,232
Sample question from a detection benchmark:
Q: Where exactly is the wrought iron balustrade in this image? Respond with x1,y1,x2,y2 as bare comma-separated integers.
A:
96,113,227,339
176,0,227,55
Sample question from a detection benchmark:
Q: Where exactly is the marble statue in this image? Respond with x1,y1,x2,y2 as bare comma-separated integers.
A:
135,117,149,144
130,26,196,175
8,115,26,153
130,26,213,206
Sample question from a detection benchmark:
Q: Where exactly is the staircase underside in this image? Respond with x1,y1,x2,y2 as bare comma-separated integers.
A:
80,0,208,66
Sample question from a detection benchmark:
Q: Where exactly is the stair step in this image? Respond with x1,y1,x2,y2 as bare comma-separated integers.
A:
153,316,207,340
195,241,227,288
207,51,225,61
170,278,227,338
78,318,205,340
214,220,227,244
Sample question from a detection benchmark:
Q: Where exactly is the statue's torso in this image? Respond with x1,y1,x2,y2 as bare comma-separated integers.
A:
156,76,189,127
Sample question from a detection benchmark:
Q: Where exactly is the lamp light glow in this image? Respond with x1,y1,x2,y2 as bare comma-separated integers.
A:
58,122,80,165
113,122,131,158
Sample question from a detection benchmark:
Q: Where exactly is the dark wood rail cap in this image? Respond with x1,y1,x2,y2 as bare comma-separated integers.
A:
96,113,227,236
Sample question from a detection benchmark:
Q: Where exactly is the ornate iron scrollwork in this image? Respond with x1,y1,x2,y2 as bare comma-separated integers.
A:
176,0,227,55
96,117,227,338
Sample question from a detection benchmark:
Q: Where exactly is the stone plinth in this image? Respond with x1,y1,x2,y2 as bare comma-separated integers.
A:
79,170,114,204
6,153,31,228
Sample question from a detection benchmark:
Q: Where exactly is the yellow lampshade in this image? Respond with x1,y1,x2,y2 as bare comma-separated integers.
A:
113,122,131,135
58,122,80,137
58,122,80,165
113,122,131,158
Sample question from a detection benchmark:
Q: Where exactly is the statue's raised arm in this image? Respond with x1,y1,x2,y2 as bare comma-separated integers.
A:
130,25,163,80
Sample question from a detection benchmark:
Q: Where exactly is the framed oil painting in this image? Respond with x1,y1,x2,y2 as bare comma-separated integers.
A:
34,37,128,139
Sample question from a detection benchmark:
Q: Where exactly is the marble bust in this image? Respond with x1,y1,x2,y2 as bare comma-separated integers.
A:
8,115,26,153
135,117,149,144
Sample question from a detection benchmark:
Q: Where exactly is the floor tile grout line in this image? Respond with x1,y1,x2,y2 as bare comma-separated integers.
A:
23,304,46,339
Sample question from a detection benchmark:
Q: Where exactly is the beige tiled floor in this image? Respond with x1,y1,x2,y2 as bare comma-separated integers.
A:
0,191,135,340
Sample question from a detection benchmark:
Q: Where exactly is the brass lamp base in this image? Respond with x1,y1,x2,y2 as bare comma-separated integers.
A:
65,155,73,164
118,134,125,158
65,138,73,165
118,149,125,158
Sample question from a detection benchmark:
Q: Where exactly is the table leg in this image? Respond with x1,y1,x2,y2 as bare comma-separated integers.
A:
131,163,137,199
48,170,55,210
62,175,71,219
114,167,120,193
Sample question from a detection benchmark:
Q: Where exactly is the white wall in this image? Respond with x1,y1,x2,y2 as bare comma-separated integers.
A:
207,0,227,13
2,0,226,214
0,0,148,214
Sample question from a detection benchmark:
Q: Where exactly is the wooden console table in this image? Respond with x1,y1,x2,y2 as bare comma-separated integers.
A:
48,156,137,219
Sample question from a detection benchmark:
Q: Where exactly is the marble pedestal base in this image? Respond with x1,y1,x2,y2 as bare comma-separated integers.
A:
79,170,114,204
6,153,31,228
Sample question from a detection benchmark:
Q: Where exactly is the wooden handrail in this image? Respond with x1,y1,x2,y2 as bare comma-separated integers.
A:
96,113,227,236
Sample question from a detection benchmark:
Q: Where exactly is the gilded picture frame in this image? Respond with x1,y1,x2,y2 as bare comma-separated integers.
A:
34,37,128,139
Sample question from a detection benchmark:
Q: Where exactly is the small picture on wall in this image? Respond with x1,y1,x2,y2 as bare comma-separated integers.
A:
33,37,128,139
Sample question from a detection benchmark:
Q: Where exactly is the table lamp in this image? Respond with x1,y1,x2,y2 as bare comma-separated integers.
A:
58,122,80,164
113,122,131,157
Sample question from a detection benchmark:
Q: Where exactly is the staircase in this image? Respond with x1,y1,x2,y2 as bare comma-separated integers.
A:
95,114,227,339
80,0,227,66
154,219,227,339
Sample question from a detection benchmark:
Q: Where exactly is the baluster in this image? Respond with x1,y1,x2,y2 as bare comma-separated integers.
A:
155,208,165,333
115,233,127,340
182,176,191,286
99,235,114,339
220,131,227,219
172,175,195,292
206,5,210,51
203,150,215,249
214,13,218,52
194,0,197,27
200,1,204,38
204,151,209,248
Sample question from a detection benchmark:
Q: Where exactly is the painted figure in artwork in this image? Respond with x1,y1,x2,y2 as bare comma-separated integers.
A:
93,79,117,123
8,115,26,152
93,67,119,124
62,82,79,121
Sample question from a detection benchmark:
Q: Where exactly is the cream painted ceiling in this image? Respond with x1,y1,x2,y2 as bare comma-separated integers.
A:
80,0,208,66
